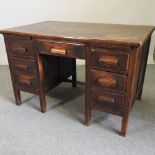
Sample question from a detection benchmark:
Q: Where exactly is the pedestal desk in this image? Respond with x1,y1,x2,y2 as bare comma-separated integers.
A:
0,21,154,136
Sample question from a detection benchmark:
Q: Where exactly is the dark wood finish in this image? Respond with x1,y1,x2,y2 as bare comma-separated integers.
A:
37,39,85,59
0,21,154,47
3,34,77,113
136,38,151,100
91,89,124,112
14,73,38,89
90,70,127,92
6,36,35,59
85,46,92,126
11,57,37,75
72,59,77,88
0,21,154,136
90,48,129,74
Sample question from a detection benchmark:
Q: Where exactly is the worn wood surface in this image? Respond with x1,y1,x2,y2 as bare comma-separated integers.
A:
0,21,154,136
0,21,154,47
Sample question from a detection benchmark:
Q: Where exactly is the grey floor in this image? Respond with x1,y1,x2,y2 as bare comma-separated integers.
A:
0,65,155,155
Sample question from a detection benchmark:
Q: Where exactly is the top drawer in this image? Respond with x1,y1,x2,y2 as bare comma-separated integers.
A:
90,48,129,74
37,40,85,59
6,35,34,59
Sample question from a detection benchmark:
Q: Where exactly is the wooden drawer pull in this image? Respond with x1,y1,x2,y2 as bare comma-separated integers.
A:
20,80,32,86
15,65,29,70
13,47,27,54
98,56,118,66
97,78,116,87
51,48,66,55
97,96,115,104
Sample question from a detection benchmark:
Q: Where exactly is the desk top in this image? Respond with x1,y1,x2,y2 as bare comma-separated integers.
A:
0,21,154,47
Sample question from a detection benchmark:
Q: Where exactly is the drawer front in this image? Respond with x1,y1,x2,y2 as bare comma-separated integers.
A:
90,48,129,73
7,37,34,59
14,73,38,89
11,58,37,75
91,70,126,92
91,90,124,111
37,40,85,59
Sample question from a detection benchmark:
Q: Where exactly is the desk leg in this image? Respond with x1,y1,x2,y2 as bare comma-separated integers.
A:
137,88,143,100
121,115,129,137
13,88,22,105
137,38,151,100
84,48,91,126
37,53,47,113
72,59,77,88
84,103,91,126
39,90,46,113
9,61,22,105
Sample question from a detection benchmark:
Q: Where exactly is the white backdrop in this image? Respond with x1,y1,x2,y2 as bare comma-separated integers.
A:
0,0,155,65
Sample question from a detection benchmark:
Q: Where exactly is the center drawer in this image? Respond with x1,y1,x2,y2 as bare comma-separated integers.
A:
91,70,127,92
37,40,85,59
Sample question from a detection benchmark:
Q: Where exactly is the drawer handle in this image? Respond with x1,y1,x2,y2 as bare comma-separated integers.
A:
13,47,27,54
97,78,116,87
98,56,118,66
20,80,32,86
51,48,66,55
97,96,115,104
15,65,29,70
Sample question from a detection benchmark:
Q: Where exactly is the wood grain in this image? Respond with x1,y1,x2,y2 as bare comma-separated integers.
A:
0,21,154,136
0,21,154,47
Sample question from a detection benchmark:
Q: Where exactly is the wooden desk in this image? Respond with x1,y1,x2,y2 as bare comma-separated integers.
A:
0,21,154,136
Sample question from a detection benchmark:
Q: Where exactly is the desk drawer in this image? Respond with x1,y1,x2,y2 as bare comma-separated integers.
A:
91,90,124,111
11,58,37,75
37,40,85,59
14,73,38,90
7,36,34,59
91,70,126,92
90,48,129,74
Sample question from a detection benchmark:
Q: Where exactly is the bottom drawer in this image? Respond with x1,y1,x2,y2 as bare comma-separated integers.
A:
91,90,124,113
14,73,38,90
